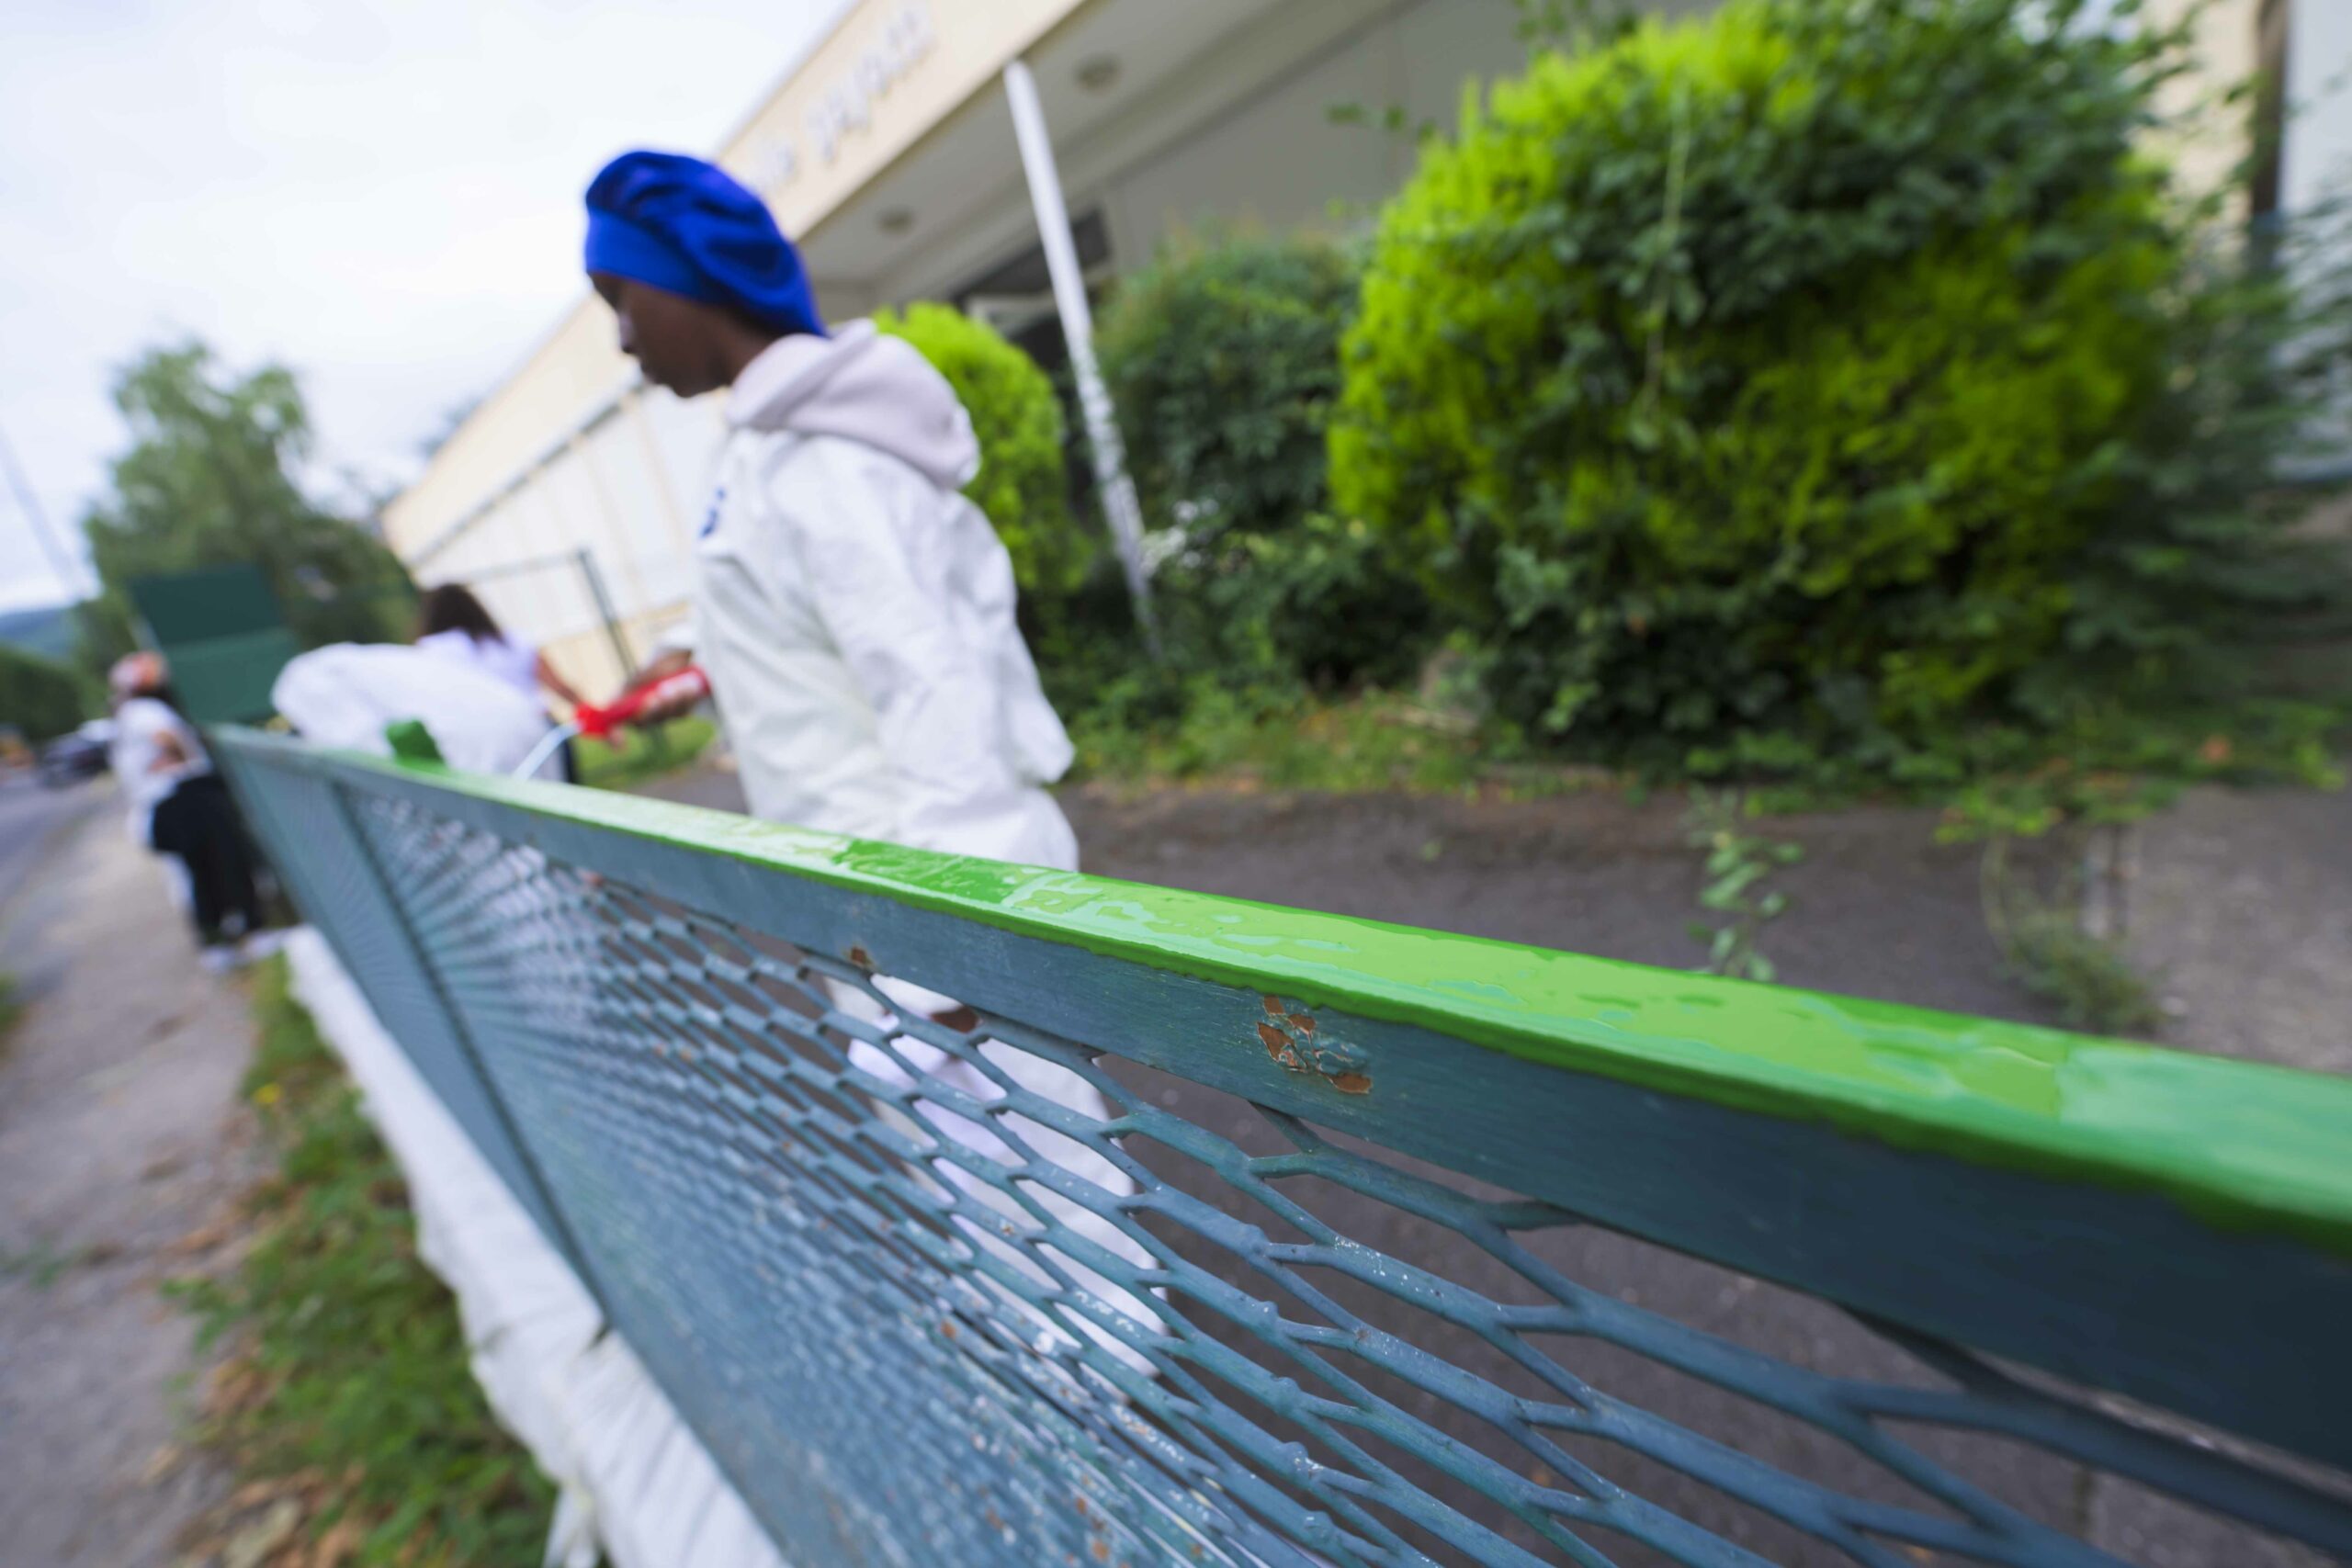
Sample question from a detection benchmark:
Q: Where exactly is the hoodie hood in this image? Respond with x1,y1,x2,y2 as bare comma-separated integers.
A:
726,320,979,490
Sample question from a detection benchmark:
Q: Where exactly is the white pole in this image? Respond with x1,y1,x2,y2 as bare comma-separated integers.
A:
1001,58,1159,650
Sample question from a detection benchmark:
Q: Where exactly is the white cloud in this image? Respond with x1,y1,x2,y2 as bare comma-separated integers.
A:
0,0,851,612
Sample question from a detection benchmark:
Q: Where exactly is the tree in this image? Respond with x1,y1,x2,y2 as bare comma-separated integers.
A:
1098,233,1430,689
79,341,413,668
1099,233,1359,542
0,644,89,741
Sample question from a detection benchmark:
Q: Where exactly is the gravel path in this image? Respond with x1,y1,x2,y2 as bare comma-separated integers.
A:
2122,782,2352,1077
0,797,260,1567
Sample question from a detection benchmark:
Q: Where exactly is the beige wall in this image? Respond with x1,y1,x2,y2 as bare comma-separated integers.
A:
543,614,683,702
1100,0,1527,254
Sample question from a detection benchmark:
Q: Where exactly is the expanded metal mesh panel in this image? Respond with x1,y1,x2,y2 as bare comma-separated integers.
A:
203,760,2352,1568
220,758,576,1261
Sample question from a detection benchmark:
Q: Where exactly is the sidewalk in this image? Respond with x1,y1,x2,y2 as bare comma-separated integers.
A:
0,799,259,1567
2124,782,2352,1077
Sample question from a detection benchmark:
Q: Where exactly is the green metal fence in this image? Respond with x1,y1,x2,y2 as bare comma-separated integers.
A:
213,728,2352,1568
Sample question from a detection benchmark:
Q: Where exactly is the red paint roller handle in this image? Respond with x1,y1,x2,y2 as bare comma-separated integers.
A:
574,666,710,741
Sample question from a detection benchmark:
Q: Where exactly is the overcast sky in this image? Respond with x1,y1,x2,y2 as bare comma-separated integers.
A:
0,0,854,613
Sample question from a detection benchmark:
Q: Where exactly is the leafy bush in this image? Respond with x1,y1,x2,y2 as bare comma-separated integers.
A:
1146,512,1435,691
1100,234,1430,688
0,643,90,741
82,341,414,660
1333,0,2334,783
875,303,1091,603
573,715,717,791
1101,233,1358,539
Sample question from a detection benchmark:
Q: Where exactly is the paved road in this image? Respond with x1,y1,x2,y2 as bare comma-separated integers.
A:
0,808,252,1565
0,773,103,923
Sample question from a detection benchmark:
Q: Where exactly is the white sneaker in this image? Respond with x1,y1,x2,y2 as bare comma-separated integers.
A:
198,946,240,976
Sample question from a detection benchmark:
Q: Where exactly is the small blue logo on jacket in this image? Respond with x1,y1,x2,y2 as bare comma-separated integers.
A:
700,486,728,538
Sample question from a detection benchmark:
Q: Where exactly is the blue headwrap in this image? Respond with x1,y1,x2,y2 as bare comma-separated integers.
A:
583,151,825,339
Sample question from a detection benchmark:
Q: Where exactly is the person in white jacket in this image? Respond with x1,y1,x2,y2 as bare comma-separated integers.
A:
582,151,1157,1364
584,149,1076,871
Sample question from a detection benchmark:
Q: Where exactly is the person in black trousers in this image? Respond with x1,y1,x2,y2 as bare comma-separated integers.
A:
107,653,274,972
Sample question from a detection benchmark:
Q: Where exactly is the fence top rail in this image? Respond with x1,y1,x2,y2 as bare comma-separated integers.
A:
218,727,2352,1255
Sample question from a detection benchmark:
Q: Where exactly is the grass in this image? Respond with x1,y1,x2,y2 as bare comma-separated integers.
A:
572,716,716,791
166,956,551,1566
1069,685,1602,798
0,972,18,1051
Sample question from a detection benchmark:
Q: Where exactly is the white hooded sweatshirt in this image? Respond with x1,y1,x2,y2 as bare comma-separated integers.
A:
696,326,1159,1362
690,320,1079,869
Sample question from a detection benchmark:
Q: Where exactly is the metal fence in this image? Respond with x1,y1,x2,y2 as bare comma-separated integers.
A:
212,728,2352,1568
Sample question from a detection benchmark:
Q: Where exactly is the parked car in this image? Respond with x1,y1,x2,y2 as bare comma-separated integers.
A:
37,723,112,788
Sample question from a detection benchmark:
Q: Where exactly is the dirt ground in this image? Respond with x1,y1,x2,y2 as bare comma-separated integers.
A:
651,766,2068,1026
652,760,2350,1073
2122,783,2352,1077
0,795,260,1567
1064,783,2062,1022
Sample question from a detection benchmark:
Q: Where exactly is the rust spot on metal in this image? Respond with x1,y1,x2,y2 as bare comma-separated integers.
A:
1256,1021,1289,1057
1287,1012,1317,1035
1090,1538,1111,1563
847,944,874,969
1329,1071,1374,1095
1260,994,1284,1017
939,1319,957,1338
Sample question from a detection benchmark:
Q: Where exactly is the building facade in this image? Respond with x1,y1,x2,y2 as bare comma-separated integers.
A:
384,0,2346,696
382,0,1540,693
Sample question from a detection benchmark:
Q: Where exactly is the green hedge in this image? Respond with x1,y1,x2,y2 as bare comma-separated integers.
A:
1100,234,1358,541
876,303,1090,603
1333,0,2305,780
1099,234,1429,688
0,643,90,742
